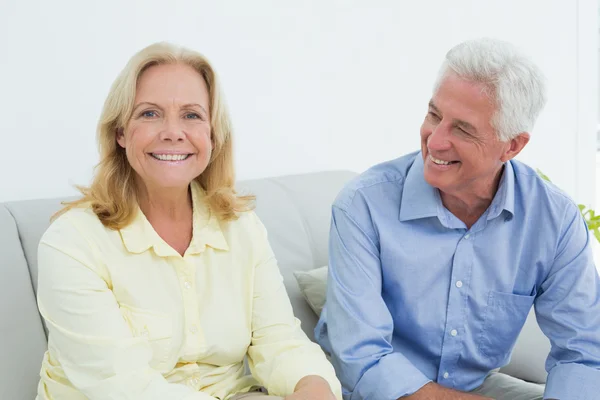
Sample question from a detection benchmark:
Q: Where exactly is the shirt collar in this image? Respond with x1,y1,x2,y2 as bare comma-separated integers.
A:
119,180,229,257
399,154,441,222
485,160,515,221
399,153,516,222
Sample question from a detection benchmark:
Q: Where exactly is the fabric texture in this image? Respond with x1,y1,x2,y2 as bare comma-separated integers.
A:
0,205,48,400
229,387,284,400
293,266,329,316
470,372,543,400
36,181,341,400
236,171,357,341
229,394,283,400
315,151,600,400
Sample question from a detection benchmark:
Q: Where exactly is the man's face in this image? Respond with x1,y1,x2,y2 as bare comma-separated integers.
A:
420,73,516,196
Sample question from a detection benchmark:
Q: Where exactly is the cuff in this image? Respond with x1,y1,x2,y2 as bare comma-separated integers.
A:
545,363,600,400
351,352,431,400
265,342,342,399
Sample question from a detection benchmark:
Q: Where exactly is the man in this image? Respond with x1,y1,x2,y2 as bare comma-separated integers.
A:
315,38,600,400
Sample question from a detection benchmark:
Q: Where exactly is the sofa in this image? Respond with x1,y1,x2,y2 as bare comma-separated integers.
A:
0,171,549,399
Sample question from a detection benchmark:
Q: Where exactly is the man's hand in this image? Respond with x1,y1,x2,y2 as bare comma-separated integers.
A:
403,382,493,400
284,375,337,400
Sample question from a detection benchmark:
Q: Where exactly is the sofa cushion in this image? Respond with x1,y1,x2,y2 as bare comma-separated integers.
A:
240,171,356,340
5,198,70,295
294,266,328,317
0,204,48,400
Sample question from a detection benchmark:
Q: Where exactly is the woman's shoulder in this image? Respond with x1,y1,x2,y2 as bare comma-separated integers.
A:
221,209,264,232
39,204,115,282
215,209,269,249
42,204,107,248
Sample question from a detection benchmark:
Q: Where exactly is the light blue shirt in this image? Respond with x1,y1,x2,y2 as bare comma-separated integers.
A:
315,151,600,400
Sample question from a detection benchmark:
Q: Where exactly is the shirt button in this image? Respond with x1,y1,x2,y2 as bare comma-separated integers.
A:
141,329,149,337
443,372,450,379
184,281,192,289
464,234,470,240
188,377,199,386
189,325,198,334
450,329,458,337
456,280,463,288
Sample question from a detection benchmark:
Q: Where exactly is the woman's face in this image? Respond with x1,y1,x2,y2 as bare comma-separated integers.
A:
117,63,212,193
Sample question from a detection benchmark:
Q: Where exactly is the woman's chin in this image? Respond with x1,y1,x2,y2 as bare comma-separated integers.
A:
142,177,196,193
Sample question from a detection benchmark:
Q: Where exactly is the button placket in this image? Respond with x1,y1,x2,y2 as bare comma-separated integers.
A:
178,258,203,353
438,232,472,386
188,376,200,387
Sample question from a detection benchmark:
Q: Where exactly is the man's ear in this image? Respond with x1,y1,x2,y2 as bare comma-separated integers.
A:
500,133,530,162
116,128,126,148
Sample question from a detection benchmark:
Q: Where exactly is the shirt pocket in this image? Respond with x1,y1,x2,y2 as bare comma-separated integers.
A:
119,304,174,370
477,290,535,365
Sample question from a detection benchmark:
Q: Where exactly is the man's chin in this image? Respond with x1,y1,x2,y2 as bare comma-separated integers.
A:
423,170,450,191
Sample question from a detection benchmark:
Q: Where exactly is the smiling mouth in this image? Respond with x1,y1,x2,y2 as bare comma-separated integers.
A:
150,153,192,161
429,154,460,166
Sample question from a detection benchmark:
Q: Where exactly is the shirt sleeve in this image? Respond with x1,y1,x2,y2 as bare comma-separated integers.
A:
317,204,431,400
37,215,215,400
535,202,600,400
245,213,342,399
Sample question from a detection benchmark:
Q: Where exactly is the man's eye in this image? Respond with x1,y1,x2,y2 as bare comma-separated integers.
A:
428,112,440,120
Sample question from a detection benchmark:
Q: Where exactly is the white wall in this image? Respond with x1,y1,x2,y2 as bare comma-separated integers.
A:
0,0,597,205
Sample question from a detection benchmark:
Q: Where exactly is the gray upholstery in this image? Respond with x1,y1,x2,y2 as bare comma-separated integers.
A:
0,205,48,400
0,170,550,399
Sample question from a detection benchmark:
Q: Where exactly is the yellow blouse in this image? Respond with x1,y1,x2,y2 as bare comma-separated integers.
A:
36,182,341,400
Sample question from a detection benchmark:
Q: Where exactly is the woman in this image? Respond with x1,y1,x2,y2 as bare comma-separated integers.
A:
36,42,341,400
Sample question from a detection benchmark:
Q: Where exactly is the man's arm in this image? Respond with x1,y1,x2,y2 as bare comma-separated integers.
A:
535,202,600,399
321,203,432,399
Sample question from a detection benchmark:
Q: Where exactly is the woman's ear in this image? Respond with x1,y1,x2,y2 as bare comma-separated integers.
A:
116,128,126,148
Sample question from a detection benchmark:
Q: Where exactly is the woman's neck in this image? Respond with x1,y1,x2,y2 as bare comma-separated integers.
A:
136,183,192,223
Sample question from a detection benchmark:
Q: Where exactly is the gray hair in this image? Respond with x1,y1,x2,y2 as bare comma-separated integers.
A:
433,38,547,142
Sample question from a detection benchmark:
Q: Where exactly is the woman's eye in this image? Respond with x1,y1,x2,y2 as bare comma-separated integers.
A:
141,110,157,118
184,113,201,119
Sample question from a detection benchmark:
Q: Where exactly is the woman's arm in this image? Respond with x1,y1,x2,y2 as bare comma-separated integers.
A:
285,375,337,400
37,215,215,400
244,213,342,400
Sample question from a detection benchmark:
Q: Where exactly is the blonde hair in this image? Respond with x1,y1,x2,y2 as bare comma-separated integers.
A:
55,42,254,229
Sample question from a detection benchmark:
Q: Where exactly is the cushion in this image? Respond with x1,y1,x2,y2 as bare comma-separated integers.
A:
293,266,328,317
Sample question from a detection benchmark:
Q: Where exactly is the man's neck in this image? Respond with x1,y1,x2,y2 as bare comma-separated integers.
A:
440,166,504,229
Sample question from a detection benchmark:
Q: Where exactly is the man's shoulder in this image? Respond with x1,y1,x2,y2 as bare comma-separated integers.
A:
334,151,419,211
511,159,575,210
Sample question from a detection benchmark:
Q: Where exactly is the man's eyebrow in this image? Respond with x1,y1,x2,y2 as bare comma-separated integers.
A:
428,101,441,114
429,100,478,133
455,119,477,133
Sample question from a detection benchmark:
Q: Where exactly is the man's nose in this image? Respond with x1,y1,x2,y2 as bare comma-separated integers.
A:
427,124,451,151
